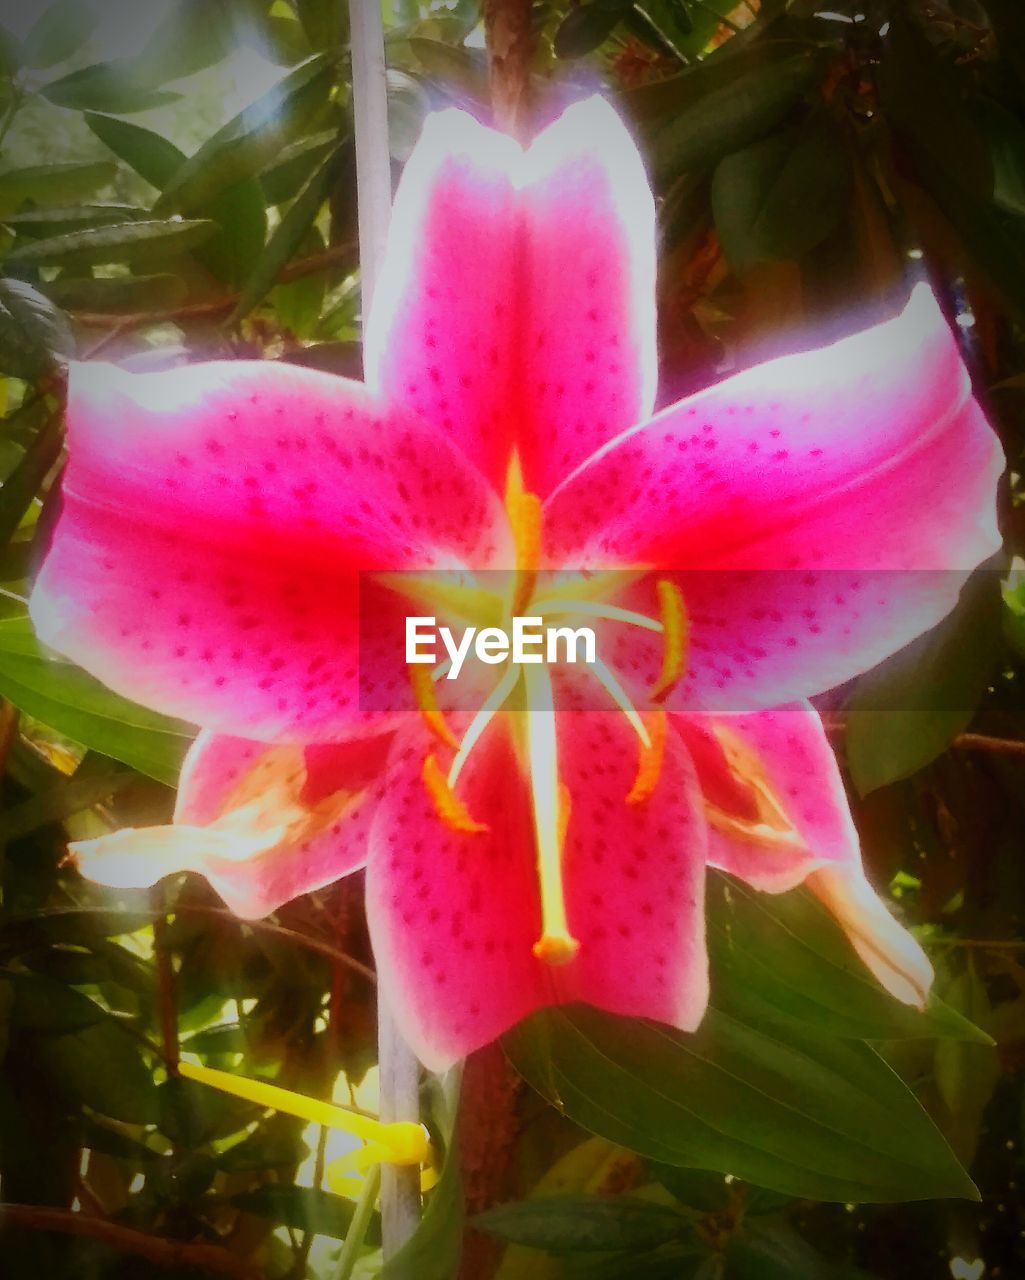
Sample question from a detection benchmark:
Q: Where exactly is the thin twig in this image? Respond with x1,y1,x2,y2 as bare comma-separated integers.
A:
0,1204,265,1280
172,904,377,983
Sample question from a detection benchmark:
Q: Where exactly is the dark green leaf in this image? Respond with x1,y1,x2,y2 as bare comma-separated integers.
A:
232,1185,359,1240
7,218,216,267
42,60,181,113
0,615,194,784
706,876,990,1044
652,56,817,182
259,129,338,205
296,0,346,51
3,204,142,236
216,1123,308,1172
0,278,73,382
845,571,1002,793
712,114,849,267
2,757,135,839
82,1117,161,1162
6,971,108,1032
85,113,185,189
725,1219,831,1280
41,272,188,314
474,1195,689,1252
0,161,116,214
159,1074,257,1146
231,148,340,321
129,0,236,84
505,1005,976,1202
554,2,630,59
38,1019,158,1122
154,55,335,215
201,177,268,287
20,0,99,70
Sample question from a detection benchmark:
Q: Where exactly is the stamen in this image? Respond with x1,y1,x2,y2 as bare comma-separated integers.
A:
537,598,664,633
524,665,579,966
508,489,543,617
410,663,459,749
650,579,689,702
627,710,668,805
590,658,651,749
448,663,521,788
422,754,489,834
704,724,804,849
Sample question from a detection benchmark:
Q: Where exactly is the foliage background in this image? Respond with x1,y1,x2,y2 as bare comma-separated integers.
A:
0,1,1023,1277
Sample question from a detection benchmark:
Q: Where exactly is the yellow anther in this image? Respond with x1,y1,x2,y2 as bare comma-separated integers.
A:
703,724,805,850
410,663,459,750
627,709,668,805
422,754,489,834
176,1062,429,1166
650,579,689,702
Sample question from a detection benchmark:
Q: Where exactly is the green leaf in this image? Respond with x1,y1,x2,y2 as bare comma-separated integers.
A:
85,113,185,189
3,204,142,236
712,114,849,268
844,570,1002,794
216,1123,308,1172
259,129,339,205
7,218,216,267
6,971,108,1032
232,1185,359,1240
651,56,817,182
0,161,116,214
474,1196,689,1252
37,1018,158,1123
154,55,335,215
0,278,73,381
41,60,182,113
505,1005,976,1203
129,0,236,84
707,876,991,1044
202,177,268,287
231,148,340,322
41,272,188,314
2,756,135,839
20,0,99,70
554,2,631,59
0,615,194,784
296,0,346,51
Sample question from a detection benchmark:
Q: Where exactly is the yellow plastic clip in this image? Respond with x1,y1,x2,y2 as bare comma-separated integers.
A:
178,1061,436,1195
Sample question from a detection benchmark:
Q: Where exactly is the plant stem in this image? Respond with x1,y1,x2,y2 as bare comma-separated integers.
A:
347,0,422,1259
335,1163,382,1280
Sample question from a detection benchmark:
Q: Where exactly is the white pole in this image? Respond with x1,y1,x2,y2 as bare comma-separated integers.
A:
346,0,422,1258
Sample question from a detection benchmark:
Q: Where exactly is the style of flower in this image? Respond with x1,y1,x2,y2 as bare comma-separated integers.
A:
31,98,1001,1071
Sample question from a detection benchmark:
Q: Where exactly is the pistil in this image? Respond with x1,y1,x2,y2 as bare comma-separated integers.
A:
524,664,579,965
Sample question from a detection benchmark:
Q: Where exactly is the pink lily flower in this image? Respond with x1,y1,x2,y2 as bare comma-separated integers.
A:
31,98,1001,1071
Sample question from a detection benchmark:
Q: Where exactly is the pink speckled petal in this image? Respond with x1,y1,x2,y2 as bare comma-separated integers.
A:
74,730,391,919
676,703,932,1007
30,360,509,740
367,98,657,497
364,109,522,492
554,711,708,1033
544,286,1001,570
517,98,657,495
365,720,547,1071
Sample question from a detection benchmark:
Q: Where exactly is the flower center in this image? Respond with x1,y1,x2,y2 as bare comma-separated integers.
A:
401,470,688,968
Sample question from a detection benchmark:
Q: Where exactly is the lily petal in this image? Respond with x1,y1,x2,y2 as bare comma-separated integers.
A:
517,97,657,495
364,108,521,492
678,702,932,1007
367,97,657,496
31,360,509,740
547,287,1002,708
365,721,548,1072
73,729,391,918
556,711,709,1033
